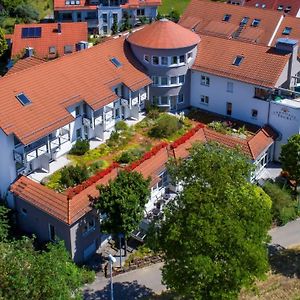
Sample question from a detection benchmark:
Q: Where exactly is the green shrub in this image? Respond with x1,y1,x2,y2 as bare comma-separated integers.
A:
106,130,120,148
115,120,128,132
69,139,90,156
149,114,182,138
263,182,297,225
60,165,89,188
88,161,104,174
117,148,143,164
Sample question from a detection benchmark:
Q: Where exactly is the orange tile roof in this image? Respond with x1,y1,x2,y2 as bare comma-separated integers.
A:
121,0,161,9
244,0,300,17
271,16,300,46
203,20,239,38
10,124,276,225
0,37,151,145
193,35,290,88
6,57,46,76
179,0,283,45
54,0,97,11
11,22,88,59
127,19,200,49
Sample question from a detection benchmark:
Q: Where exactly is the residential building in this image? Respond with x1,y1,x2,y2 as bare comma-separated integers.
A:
54,0,161,35
9,22,88,60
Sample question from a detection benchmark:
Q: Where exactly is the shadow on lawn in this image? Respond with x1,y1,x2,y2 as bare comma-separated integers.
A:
84,281,154,300
269,244,300,278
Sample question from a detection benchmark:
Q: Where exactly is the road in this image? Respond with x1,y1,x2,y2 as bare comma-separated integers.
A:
269,217,300,248
83,262,166,299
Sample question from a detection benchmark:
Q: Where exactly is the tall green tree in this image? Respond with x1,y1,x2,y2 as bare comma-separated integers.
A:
95,170,150,253
151,143,272,299
280,134,300,189
0,27,8,57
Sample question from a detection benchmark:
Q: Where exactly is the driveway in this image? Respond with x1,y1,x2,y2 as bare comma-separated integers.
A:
269,218,300,248
83,262,166,299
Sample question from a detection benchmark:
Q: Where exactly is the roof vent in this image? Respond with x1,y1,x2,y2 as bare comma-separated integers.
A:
16,93,32,106
110,57,122,68
232,55,244,66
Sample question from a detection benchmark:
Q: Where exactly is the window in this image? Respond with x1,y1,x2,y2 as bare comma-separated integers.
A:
227,82,233,93
21,208,27,216
226,102,232,116
152,56,159,65
161,77,168,85
285,6,291,12
49,224,56,241
137,8,145,16
240,17,249,25
179,55,185,63
200,95,209,104
152,76,159,85
152,95,159,105
232,55,244,66
102,13,108,23
160,96,169,105
223,14,231,22
75,105,80,116
144,54,150,62
251,18,260,27
179,75,185,84
187,52,193,61
201,75,210,86
170,76,177,85
83,218,96,235
282,27,292,35
277,5,283,10
64,45,73,54
178,94,184,104
49,46,56,54
112,13,118,22
103,25,108,34
254,87,268,100
110,57,122,68
161,56,168,65
171,56,178,64
251,109,258,118
115,108,120,119
76,128,82,140
16,93,32,106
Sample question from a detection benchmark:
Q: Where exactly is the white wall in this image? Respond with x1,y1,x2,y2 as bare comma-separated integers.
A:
190,70,270,126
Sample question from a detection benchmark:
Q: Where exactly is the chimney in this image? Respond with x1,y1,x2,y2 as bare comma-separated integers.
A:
275,38,299,89
57,22,62,34
24,47,34,58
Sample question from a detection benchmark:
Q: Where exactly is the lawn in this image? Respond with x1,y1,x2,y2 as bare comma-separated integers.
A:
158,0,191,15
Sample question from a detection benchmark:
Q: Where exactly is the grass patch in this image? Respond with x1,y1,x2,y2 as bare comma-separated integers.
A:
158,0,191,15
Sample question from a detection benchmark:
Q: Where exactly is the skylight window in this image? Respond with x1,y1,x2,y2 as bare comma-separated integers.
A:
262,4,266,8
110,57,122,68
251,18,261,27
255,3,259,7
277,5,283,10
16,93,32,106
240,17,249,25
232,55,244,66
282,27,292,35
21,27,42,39
223,14,231,22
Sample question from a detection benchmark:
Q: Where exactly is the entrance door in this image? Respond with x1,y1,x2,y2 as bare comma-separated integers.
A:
170,96,177,111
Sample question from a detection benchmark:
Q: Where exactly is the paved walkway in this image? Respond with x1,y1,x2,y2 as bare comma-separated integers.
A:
83,262,165,300
269,218,300,248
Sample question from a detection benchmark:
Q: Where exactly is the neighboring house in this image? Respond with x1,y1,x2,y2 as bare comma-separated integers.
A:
54,0,161,35
1,13,300,261
5,57,46,76
10,22,88,59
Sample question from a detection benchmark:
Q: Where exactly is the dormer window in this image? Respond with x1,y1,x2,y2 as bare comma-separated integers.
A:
277,5,283,11
262,4,266,8
223,14,231,22
285,6,291,12
282,27,292,35
255,3,259,7
232,55,244,66
240,17,249,25
251,19,260,27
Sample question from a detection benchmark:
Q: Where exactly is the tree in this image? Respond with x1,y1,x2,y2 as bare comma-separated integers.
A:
0,27,8,57
280,134,300,189
111,19,118,35
168,10,180,23
95,170,150,254
151,143,272,299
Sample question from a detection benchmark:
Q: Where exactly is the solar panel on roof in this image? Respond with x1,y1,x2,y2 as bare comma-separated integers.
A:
16,93,32,106
21,27,42,38
110,57,122,68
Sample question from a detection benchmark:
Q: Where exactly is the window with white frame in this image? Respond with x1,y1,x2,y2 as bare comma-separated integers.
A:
227,82,233,93
152,76,159,85
171,56,178,65
75,105,81,117
179,55,185,63
187,52,193,61
179,75,185,84
178,94,184,104
160,77,168,85
200,95,209,104
170,76,177,85
82,218,96,236
152,56,159,65
201,75,210,86
161,56,168,65
76,128,82,140
160,96,169,105
144,54,150,63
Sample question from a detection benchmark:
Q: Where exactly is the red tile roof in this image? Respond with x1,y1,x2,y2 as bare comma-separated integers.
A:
121,0,161,9
179,0,283,45
193,35,290,88
6,57,46,76
10,124,276,225
11,22,88,59
54,0,97,11
127,19,200,49
0,37,151,145
244,0,300,17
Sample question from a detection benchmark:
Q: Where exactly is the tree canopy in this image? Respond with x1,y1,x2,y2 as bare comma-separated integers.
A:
95,170,150,238
151,143,272,299
0,204,94,299
0,27,8,57
280,134,300,188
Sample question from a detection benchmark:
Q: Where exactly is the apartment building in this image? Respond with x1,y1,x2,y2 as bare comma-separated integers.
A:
54,0,161,35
